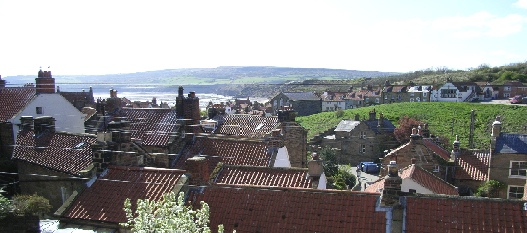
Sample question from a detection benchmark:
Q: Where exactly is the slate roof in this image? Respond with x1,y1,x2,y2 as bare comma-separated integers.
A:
0,87,36,122
334,120,360,132
405,196,527,232
115,108,179,146
191,186,386,233
365,165,458,195
174,136,272,169
62,166,185,224
213,114,279,138
364,119,395,134
59,91,95,106
454,150,490,181
12,130,97,176
495,133,527,154
283,92,321,101
212,164,312,188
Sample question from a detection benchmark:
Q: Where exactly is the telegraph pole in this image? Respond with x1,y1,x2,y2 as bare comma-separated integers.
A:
469,110,475,149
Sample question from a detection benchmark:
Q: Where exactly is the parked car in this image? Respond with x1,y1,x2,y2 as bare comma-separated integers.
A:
510,95,522,104
357,162,380,174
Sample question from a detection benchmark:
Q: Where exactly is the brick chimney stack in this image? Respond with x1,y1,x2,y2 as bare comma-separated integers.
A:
378,113,384,127
0,75,5,88
308,152,324,189
452,135,460,157
491,116,502,150
185,156,210,186
35,69,55,94
369,109,376,121
381,161,402,206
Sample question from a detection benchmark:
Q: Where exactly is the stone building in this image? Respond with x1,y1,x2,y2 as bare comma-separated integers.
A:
12,116,97,211
488,116,527,199
270,92,321,116
313,109,396,166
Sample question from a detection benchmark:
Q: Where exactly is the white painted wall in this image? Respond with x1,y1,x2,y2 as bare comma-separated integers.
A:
430,83,474,102
274,146,291,168
401,178,434,194
322,101,345,112
10,94,86,141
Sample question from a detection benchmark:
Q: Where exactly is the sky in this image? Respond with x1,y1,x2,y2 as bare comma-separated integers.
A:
1,0,527,76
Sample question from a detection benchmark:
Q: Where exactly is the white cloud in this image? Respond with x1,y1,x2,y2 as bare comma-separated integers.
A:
515,0,527,9
431,11,526,39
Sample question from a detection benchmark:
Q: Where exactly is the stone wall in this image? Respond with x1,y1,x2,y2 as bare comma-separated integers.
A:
281,122,307,168
488,153,527,199
17,162,88,212
292,100,321,116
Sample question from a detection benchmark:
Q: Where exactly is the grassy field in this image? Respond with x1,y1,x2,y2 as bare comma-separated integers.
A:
296,102,527,150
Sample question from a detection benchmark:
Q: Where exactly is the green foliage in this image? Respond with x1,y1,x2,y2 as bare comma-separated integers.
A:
475,180,505,198
122,191,228,233
337,165,357,189
0,193,10,219
334,109,344,118
11,194,52,216
319,146,338,178
298,102,527,150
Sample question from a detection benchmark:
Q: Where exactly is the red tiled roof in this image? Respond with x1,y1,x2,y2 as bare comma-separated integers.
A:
191,186,386,233
400,165,458,195
213,165,312,188
423,138,451,161
0,87,36,121
63,166,185,224
405,196,527,232
213,114,279,138
365,178,385,193
117,108,179,146
13,131,96,176
175,136,271,169
455,150,490,181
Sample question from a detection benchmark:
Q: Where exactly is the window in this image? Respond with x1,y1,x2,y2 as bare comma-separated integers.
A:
410,98,414,102
416,97,420,102
505,86,512,91
365,98,370,102
423,92,428,97
433,165,440,172
510,161,527,177
410,92,415,97
375,98,379,103
360,131,366,139
361,144,366,153
504,93,511,98
508,185,524,199
36,107,43,114
397,95,401,100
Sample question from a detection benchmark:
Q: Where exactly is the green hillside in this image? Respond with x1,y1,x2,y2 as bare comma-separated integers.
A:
297,102,527,150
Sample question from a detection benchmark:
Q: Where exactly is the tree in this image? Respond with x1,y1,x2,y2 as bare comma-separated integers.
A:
319,146,338,178
393,116,424,144
0,193,52,218
122,191,229,233
475,180,504,198
338,165,357,189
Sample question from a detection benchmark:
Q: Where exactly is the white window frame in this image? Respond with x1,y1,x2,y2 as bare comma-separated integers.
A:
510,161,527,178
433,165,440,173
361,144,366,153
505,86,512,91
504,93,511,98
508,185,524,199
423,92,428,97
375,98,379,103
